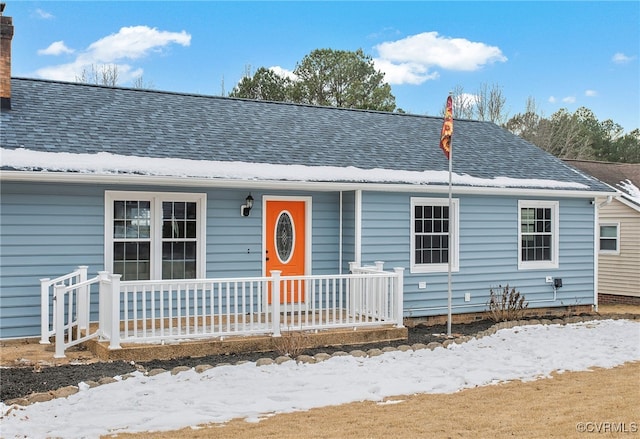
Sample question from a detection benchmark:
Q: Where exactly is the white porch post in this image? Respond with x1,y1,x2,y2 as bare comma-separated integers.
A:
394,267,405,328
39,277,51,344
109,274,122,350
271,270,281,337
53,284,66,358
76,266,89,330
97,271,108,340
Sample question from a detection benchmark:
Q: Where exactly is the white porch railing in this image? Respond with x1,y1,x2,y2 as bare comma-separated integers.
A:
43,263,404,357
40,266,89,345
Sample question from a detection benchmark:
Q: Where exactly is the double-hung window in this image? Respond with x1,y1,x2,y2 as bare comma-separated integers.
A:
518,200,559,269
599,223,619,254
105,191,206,281
410,197,459,273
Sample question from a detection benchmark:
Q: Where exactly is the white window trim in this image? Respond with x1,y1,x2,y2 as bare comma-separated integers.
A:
105,191,207,280
599,222,620,255
410,197,459,274
518,200,559,270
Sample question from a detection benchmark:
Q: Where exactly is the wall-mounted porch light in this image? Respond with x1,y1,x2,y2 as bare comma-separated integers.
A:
241,193,254,217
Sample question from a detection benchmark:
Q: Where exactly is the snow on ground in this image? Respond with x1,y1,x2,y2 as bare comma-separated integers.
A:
2,319,639,439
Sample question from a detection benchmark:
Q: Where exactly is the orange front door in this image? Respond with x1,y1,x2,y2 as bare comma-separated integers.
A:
265,200,306,304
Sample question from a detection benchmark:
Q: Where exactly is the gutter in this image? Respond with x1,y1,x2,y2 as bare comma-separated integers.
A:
0,170,617,199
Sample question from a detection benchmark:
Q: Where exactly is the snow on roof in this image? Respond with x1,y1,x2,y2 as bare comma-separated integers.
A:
618,179,640,204
1,147,589,190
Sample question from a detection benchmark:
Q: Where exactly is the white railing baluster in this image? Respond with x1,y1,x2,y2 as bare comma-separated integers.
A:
248,281,254,331
168,284,173,336
217,282,223,334
271,271,281,337
151,286,156,337
233,282,239,331
331,278,336,324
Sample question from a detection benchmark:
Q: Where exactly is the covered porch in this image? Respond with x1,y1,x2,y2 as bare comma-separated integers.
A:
40,263,407,360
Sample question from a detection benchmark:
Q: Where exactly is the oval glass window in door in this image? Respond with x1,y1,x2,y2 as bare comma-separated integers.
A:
275,211,295,263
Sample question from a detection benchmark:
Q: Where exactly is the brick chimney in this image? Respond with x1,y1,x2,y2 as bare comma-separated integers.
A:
1,3,14,110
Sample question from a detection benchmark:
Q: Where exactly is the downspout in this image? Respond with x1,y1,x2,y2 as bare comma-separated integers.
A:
339,191,343,274
593,195,613,312
355,190,362,266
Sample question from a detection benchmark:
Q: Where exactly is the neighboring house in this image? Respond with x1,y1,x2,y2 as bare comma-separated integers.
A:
563,159,640,305
0,16,616,339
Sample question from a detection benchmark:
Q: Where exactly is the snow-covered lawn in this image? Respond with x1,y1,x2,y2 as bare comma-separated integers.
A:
2,319,639,439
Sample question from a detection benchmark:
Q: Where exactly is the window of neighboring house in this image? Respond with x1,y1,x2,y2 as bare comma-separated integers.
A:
105,191,206,281
599,223,620,254
410,197,459,273
518,200,559,269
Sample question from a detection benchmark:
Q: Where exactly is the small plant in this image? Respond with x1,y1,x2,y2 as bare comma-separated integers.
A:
488,284,529,322
273,330,309,357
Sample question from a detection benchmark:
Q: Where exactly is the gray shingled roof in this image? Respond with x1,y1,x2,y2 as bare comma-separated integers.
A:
1,78,613,192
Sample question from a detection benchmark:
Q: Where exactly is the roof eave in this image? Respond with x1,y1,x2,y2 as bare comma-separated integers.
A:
0,170,616,198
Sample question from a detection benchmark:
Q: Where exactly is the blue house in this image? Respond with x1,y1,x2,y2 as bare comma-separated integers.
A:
0,26,615,342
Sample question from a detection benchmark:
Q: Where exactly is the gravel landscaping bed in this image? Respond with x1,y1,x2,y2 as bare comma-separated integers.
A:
11,313,636,404
1,319,495,403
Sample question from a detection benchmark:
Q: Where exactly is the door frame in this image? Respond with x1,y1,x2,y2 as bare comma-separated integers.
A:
262,195,313,281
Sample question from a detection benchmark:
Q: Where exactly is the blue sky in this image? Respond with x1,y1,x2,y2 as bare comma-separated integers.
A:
6,1,640,132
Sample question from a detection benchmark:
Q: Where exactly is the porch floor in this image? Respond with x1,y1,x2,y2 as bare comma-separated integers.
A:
89,324,408,362
1,325,407,366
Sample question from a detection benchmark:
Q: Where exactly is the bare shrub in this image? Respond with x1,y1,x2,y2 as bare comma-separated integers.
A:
488,284,529,322
273,330,309,357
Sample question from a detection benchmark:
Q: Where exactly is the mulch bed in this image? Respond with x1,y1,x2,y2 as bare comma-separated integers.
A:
0,319,495,402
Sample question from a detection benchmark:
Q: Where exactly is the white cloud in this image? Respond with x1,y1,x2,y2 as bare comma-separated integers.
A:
373,32,507,85
33,8,54,19
85,26,191,63
36,61,143,83
612,52,635,64
37,41,74,56
372,58,439,85
34,26,191,84
562,96,576,104
269,66,297,81
585,90,597,97
548,96,557,103
454,93,479,113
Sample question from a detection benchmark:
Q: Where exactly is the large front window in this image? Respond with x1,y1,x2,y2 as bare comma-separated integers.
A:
113,200,151,280
410,197,459,273
106,192,206,281
518,200,559,269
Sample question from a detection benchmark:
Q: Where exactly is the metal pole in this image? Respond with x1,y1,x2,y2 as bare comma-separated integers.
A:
447,115,453,338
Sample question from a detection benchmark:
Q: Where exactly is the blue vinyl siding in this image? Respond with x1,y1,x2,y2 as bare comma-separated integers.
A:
0,183,343,338
340,191,356,273
205,189,263,278
360,192,595,317
1,180,595,338
0,183,105,338
311,192,341,274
